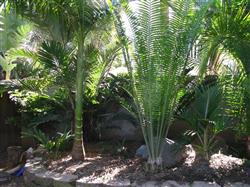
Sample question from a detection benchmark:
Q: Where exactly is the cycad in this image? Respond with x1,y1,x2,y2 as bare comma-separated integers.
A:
179,83,224,159
122,0,207,169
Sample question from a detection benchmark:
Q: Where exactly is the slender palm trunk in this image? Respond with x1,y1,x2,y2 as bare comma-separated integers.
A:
4,71,10,80
236,50,250,134
71,37,86,160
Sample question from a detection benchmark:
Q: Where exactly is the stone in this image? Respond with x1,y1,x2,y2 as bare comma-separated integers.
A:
101,119,143,141
33,146,49,158
25,159,79,187
77,178,131,187
139,181,159,187
99,108,143,142
106,179,131,186
136,139,189,168
25,147,34,159
53,174,78,187
224,182,250,187
161,180,189,187
76,180,102,187
24,163,47,187
33,170,55,187
6,146,23,168
0,171,11,184
33,157,43,162
136,145,148,159
192,181,221,187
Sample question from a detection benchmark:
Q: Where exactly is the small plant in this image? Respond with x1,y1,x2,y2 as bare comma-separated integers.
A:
22,128,73,155
178,84,228,160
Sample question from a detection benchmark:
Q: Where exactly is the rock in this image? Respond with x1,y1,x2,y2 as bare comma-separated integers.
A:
53,174,78,187
192,181,220,187
136,145,148,159
77,178,130,187
24,163,47,187
99,108,143,142
224,182,250,187
138,181,158,187
106,179,131,186
101,119,143,141
24,158,78,187
76,179,101,187
25,147,34,159
136,139,189,168
6,146,23,168
161,180,189,187
0,171,11,184
33,146,49,158
34,170,55,187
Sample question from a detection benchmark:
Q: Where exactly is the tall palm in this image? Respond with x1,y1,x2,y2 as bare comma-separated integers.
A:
1,0,108,160
112,0,208,169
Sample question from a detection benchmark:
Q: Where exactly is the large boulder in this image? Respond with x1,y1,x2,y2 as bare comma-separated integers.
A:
136,139,189,168
100,109,143,141
100,120,143,141
6,146,23,168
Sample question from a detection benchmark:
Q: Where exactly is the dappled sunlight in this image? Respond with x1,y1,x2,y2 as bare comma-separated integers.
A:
210,153,244,170
1,0,250,186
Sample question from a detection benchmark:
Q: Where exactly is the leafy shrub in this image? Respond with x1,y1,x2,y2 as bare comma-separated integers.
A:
6,74,74,134
22,128,73,153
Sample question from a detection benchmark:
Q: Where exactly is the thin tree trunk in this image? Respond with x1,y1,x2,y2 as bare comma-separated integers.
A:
71,36,86,160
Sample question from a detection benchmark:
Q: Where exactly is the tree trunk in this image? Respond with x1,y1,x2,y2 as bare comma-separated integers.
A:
71,35,86,160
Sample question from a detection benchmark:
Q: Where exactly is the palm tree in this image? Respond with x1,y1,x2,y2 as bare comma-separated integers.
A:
199,0,250,133
1,0,109,160
111,0,208,169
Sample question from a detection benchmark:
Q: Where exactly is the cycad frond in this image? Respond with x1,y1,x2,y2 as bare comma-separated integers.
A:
124,0,208,168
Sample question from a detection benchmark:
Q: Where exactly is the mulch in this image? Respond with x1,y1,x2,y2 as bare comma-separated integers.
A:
42,143,250,186
1,142,250,186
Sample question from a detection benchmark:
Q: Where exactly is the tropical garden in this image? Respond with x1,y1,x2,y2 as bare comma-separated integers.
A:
0,0,250,186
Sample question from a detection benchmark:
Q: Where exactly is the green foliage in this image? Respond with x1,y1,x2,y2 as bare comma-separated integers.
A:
0,11,32,79
97,73,131,104
1,0,123,160
220,72,246,134
194,0,250,148
179,82,227,159
119,0,208,169
22,128,73,153
177,72,249,159
199,0,250,75
8,78,73,133
82,73,134,141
